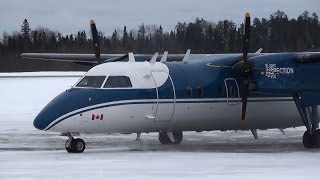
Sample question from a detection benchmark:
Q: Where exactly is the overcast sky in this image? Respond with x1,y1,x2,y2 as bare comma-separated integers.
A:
0,0,319,36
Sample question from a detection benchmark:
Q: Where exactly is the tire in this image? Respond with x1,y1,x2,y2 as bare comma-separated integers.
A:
172,131,183,144
65,146,75,153
303,131,313,148
65,140,75,153
159,131,183,145
312,130,320,148
159,132,172,145
72,138,86,153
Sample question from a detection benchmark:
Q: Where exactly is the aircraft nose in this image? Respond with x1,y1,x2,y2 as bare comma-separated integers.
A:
33,110,50,130
33,97,65,131
33,95,65,131
33,116,42,130
33,88,93,131
32,89,83,131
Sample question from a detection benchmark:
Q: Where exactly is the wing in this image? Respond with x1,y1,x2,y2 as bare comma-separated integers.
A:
17,53,128,65
17,52,189,65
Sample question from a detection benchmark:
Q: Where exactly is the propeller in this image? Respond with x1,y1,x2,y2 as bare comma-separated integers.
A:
232,12,255,121
90,20,101,64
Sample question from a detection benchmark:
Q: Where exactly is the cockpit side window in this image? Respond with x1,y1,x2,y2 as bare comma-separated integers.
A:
76,76,106,88
103,76,132,88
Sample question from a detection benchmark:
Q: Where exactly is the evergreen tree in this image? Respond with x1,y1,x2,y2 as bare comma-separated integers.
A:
111,29,118,52
21,19,31,39
0,41,3,55
137,24,146,51
269,10,289,51
122,26,128,49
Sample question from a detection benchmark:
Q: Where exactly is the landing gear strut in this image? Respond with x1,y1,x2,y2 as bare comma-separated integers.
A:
65,134,86,153
294,93,320,149
158,131,183,145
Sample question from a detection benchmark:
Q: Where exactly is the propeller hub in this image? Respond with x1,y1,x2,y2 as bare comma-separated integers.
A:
232,60,255,77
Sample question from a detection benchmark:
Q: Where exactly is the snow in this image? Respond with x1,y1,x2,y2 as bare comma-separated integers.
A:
0,72,319,180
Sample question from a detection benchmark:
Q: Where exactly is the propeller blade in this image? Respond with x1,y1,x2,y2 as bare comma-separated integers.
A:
232,12,252,121
104,54,128,63
239,13,251,121
232,12,253,77
243,12,251,62
241,78,250,121
241,98,248,121
90,20,101,64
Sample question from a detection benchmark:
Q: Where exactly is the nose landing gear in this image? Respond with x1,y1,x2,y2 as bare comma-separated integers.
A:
65,134,86,153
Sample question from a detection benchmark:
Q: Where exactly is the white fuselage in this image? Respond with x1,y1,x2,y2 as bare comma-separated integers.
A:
50,97,303,133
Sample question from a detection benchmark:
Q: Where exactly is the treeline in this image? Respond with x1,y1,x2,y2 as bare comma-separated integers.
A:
0,10,320,71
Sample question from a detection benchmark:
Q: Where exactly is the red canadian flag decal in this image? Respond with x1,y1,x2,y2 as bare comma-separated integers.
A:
92,114,104,120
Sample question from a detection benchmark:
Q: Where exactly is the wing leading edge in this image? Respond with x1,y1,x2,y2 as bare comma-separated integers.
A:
17,53,127,65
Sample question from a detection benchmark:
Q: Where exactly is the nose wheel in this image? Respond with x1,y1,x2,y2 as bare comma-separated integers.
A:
65,135,86,153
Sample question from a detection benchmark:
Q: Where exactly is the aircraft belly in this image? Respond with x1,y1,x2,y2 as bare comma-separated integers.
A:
173,100,303,131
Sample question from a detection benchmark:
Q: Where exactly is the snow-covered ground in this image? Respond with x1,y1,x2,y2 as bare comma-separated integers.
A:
0,72,319,180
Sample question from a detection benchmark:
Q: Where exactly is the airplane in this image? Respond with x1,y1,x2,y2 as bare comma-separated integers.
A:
18,13,320,153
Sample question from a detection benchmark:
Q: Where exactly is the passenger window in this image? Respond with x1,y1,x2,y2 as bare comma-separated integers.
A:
76,76,106,88
229,85,236,98
197,86,203,96
186,86,192,96
104,76,132,88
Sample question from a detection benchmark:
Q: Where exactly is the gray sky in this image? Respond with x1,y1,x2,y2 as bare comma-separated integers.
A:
1,0,319,36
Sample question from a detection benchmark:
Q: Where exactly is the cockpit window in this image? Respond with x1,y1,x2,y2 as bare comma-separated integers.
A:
103,76,132,88
76,76,106,88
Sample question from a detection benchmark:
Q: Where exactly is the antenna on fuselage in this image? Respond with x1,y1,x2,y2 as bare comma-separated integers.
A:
255,48,263,54
160,51,168,63
128,52,136,62
182,49,191,63
150,52,159,63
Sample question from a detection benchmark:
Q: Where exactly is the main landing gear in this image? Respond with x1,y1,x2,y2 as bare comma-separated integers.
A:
303,129,320,148
158,131,183,145
293,94,320,149
65,133,86,153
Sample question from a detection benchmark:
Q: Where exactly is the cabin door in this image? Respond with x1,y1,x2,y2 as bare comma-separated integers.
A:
151,71,176,122
224,78,240,105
